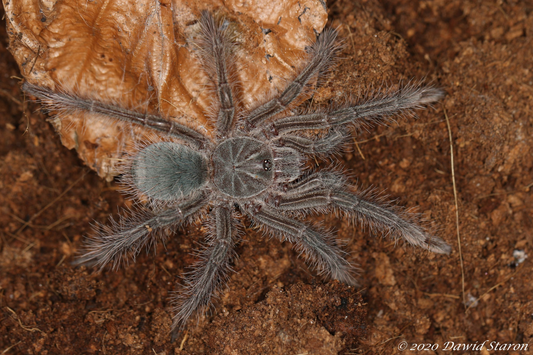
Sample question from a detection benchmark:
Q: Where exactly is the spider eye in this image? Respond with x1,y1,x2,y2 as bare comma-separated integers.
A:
262,159,272,171
132,142,208,201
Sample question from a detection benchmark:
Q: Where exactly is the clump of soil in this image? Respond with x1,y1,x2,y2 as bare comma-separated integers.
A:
1,0,531,354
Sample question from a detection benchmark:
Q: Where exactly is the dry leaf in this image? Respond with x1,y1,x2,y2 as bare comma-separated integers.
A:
5,0,327,179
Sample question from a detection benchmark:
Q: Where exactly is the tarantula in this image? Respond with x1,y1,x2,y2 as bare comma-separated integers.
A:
23,11,451,332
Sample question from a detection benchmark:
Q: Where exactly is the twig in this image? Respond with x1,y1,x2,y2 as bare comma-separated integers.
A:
466,268,520,313
160,263,173,278
2,341,22,354
424,292,461,299
6,307,44,334
0,88,22,105
56,254,66,268
8,212,72,231
15,170,88,235
444,110,465,307
355,133,387,145
352,137,365,160
179,331,189,350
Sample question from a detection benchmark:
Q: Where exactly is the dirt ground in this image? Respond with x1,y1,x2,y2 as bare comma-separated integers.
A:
1,0,532,354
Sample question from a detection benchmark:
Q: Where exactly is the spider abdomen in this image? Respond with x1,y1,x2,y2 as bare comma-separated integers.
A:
212,137,274,198
132,142,208,201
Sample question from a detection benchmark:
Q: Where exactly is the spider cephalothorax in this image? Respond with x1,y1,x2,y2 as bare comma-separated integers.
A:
23,11,451,333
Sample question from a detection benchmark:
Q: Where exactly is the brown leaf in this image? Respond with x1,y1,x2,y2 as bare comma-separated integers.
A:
6,0,327,179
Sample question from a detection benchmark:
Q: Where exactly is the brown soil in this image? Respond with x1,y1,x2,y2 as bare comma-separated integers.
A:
1,1,532,354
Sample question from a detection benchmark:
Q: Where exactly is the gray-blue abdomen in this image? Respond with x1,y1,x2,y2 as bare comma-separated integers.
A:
132,142,208,201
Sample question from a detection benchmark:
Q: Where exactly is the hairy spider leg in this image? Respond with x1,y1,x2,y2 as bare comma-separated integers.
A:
21,82,208,149
272,172,452,254
272,128,349,155
171,205,237,331
73,193,208,270
198,11,237,137
284,170,347,194
270,84,445,134
245,29,339,130
249,207,357,286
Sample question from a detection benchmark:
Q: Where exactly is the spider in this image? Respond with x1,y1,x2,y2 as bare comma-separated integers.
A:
22,11,451,333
